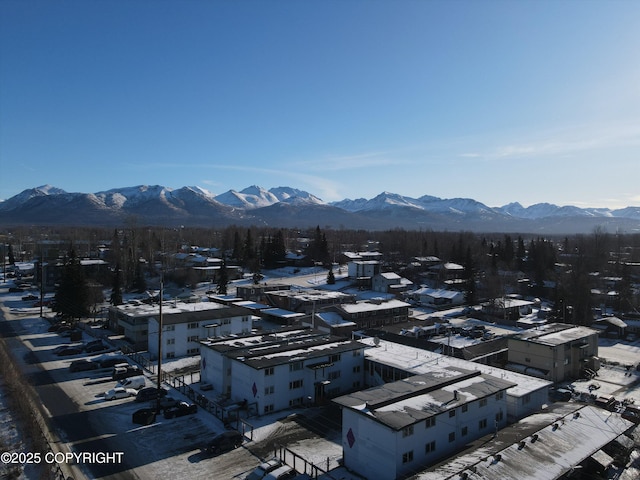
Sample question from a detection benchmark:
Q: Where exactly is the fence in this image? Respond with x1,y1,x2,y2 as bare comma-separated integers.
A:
273,445,339,480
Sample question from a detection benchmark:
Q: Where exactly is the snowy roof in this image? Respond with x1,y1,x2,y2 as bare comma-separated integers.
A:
414,287,463,299
201,327,364,369
261,308,305,319
338,299,410,314
514,323,598,346
594,316,627,328
414,404,634,480
232,300,270,310
317,312,356,327
378,272,401,280
358,337,551,398
334,369,515,430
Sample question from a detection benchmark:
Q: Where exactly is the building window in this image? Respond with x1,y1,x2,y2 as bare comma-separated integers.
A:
495,391,504,401
328,370,341,380
353,350,361,357
402,451,414,464
289,379,303,390
425,441,436,454
425,417,436,428
523,393,531,405
329,354,341,362
166,352,175,359
164,325,175,332
264,386,274,395
289,361,303,372
449,409,456,418
461,404,468,413
188,335,199,342
242,316,250,322
352,381,360,389
353,365,361,373
166,338,175,345
402,425,414,437
479,398,487,408
525,357,531,363
495,411,504,422
479,419,487,429
264,367,274,376
461,426,468,437
187,347,200,355
264,404,274,414
289,397,304,407
448,432,455,443
188,322,198,329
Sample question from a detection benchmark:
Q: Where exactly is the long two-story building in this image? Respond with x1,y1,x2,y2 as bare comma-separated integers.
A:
199,327,366,414
334,368,515,480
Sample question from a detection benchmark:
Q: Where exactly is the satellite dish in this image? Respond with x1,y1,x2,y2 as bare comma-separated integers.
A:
373,336,380,346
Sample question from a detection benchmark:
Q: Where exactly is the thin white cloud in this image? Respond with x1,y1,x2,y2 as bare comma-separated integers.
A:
467,121,640,161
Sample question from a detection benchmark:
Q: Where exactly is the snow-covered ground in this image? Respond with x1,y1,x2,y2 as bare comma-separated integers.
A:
0,282,361,480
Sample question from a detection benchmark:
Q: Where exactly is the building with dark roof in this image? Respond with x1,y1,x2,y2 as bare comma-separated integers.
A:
199,327,366,413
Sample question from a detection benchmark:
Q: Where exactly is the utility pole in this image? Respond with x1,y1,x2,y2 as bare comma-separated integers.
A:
156,279,163,414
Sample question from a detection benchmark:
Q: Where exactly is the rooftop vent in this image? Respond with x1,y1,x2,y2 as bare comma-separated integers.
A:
573,412,581,419
518,441,526,450
531,434,539,443
552,423,560,431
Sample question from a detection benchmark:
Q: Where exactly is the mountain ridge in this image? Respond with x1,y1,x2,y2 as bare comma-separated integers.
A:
1,184,639,234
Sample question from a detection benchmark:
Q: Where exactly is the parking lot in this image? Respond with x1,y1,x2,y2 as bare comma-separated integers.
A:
1,292,355,480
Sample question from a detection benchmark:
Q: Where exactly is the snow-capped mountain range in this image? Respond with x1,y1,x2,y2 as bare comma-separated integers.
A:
1,185,639,234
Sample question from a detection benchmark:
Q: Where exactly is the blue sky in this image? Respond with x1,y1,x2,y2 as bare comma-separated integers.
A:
1,0,639,208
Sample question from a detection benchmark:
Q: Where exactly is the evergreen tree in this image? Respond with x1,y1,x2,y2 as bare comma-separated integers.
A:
131,261,147,293
7,244,15,265
54,248,89,321
110,263,123,306
327,268,336,285
217,259,229,295
463,247,476,305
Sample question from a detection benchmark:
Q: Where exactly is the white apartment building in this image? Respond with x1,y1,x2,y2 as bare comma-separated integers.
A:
358,336,551,422
334,369,515,480
140,301,251,359
199,328,366,413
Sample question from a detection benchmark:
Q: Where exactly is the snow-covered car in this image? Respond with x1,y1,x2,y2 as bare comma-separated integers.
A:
163,401,197,419
104,387,138,400
245,458,282,480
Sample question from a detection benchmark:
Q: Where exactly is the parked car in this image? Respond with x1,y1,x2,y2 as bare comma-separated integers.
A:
22,294,38,301
135,387,169,403
47,322,69,332
154,396,179,410
85,342,109,353
163,401,197,419
117,375,146,390
205,430,243,454
69,359,98,373
98,356,129,369
56,346,83,356
104,387,138,400
263,466,297,480
112,365,143,381
245,458,282,480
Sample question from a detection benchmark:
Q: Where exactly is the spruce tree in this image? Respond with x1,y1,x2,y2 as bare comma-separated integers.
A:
217,259,229,295
110,263,123,306
54,248,89,321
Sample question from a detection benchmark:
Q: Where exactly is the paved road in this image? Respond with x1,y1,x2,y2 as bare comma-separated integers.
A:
0,307,138,480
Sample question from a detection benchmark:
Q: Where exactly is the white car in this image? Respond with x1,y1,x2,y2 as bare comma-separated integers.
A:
104,387,138,400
